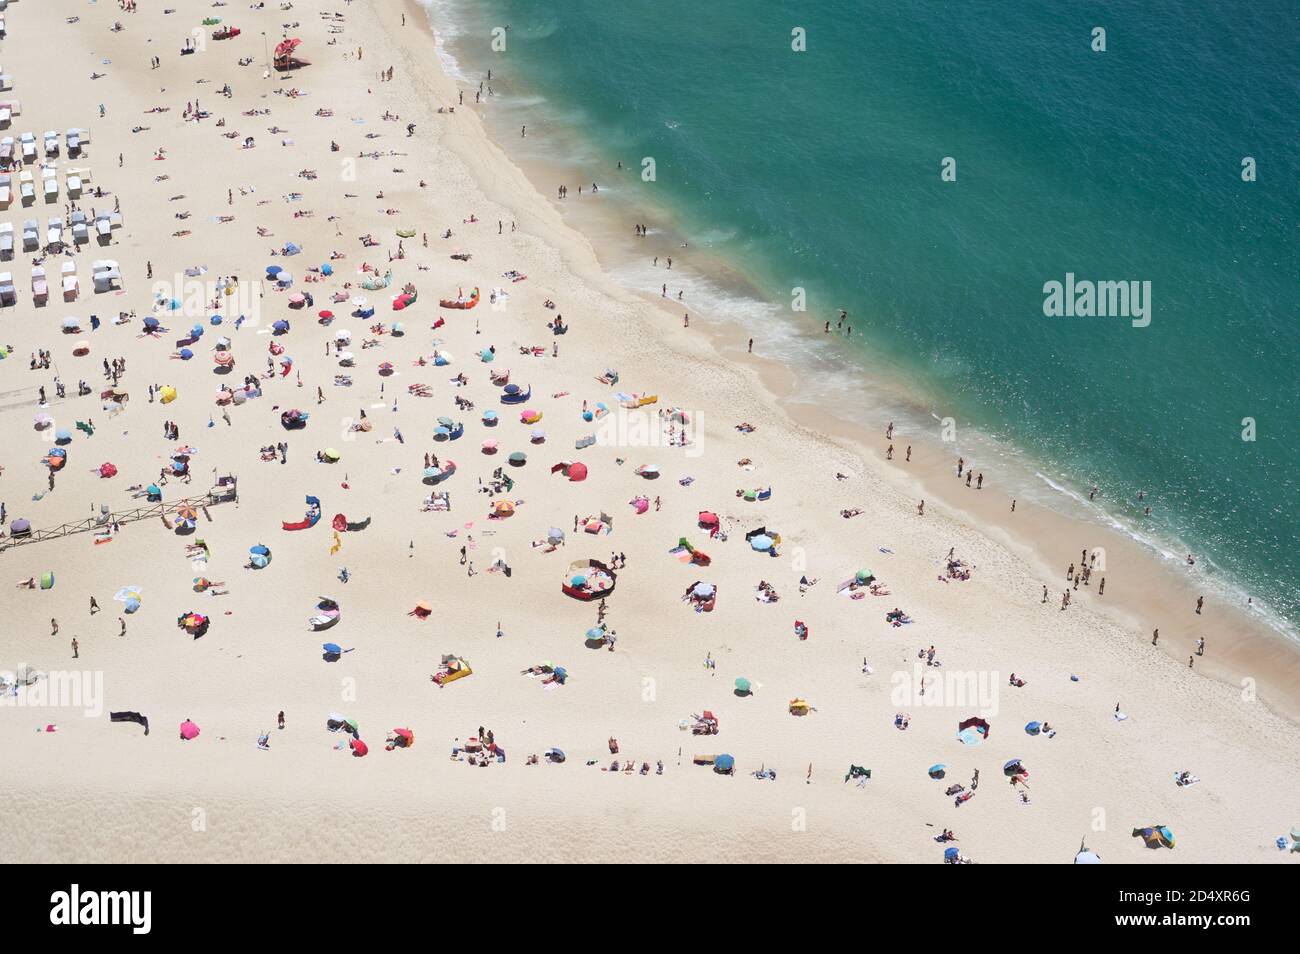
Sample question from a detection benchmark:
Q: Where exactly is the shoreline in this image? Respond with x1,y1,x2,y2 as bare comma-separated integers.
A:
403,0,1300,723
0,0,1295,866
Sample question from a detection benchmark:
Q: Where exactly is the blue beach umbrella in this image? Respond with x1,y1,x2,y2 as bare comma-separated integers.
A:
266,265,283,276
179,348,194,360
714,754,735,773
749,534,773,551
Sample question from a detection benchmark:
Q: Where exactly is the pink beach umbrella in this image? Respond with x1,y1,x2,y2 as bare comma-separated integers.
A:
179,720,201,741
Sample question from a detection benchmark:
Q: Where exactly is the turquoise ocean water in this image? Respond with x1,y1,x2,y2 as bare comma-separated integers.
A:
424,0,1300,633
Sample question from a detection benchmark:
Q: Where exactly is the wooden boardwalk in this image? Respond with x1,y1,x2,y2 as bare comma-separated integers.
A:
0,481,237,552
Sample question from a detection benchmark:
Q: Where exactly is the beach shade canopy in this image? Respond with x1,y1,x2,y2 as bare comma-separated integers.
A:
350,738,369,757
482,409,497,422
944,846,960,863
318,309,334,320
547,527,565,544
1074,850,1102,864
321,263,333,276
1003,759,1026,775
322,642,343,655
179,348,194,360
11,518,31,535
692,582,716,599
503,383,520,396
214,351,235,367
54,428,72,444
586,626,607,641
1025,721,1042,735
266,265,283,276
635,464,660,478
159,385,177,403
928,764,946,779
749,534,773,551
714,754,736,773
283,242,302,255
734,677,752,694
508,451,527,466
40,571,55,590
273,319,290,333
62,316,80,330
856,568,874,583
179,720,201,740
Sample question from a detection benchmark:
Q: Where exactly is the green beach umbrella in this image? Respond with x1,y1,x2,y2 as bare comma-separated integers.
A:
734,677,752,694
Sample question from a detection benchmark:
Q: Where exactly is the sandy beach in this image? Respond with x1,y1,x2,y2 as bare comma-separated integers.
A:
1,0,1296,865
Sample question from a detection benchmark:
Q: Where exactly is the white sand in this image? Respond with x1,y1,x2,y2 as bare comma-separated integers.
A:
0,0,1296,864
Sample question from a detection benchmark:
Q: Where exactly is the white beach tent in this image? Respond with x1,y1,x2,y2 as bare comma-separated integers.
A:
42,169,57,202
19,131,35,162
31,264,46,302
66,171,83,198
43,131,58,158
0,272,15,306
0,173,10,210
0,221,11,259
47,216,63,250
71,211,88,245
0,137,11,164
61,260,78,301
92,260,121,293
0,74,11,93
18,169,34,205
22,218,37,251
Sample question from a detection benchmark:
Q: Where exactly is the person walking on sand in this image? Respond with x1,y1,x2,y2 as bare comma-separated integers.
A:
71,637,79,659
1098,577,1105,595
119,617,126,637
917,500,925,515
1041,585,1048,604
90,596,100,615
1196,595,1204,614
278,710,285,730
51,619,59,637
1152,628,1159,646
747,337,753,353
1196,636,1205,656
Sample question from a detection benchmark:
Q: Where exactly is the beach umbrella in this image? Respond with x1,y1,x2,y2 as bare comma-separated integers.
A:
323,448,340,462
250,543,270,556
272,319,290,333
114,585,142,602
61,316,80,330
159,385,177,404
39,571,55,590
856,568,874,583
144,316,160,329
321,263,333,276
393,727,414,743
482,409,497,423
928,764,946,779
508,451,526,466
1074,850,1102,864
1003,759,1025,775
749,534,773,551
714,754,735,773
734,677,752,694
434,425,451,440
378,361,394,375
479,349,495,363
570,575,587,587
699,511,719,526
73,340,91,356
214,352,234,367
191,324,204,338
11,518,31,535
289,293,305,306
692,582,716,599
585,627,606,642
322,642,343,655
284,242,301,255
350,738,368,757
54,428,72,444
179,720,201,740
318,309,334,321
179,348,194,360
266,265,283,276
530,428,546,442
503,384,520,396
423,466,440,479
944,847,960,863
547,527,565,544
1025,721,1042,735
492,500,515,517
